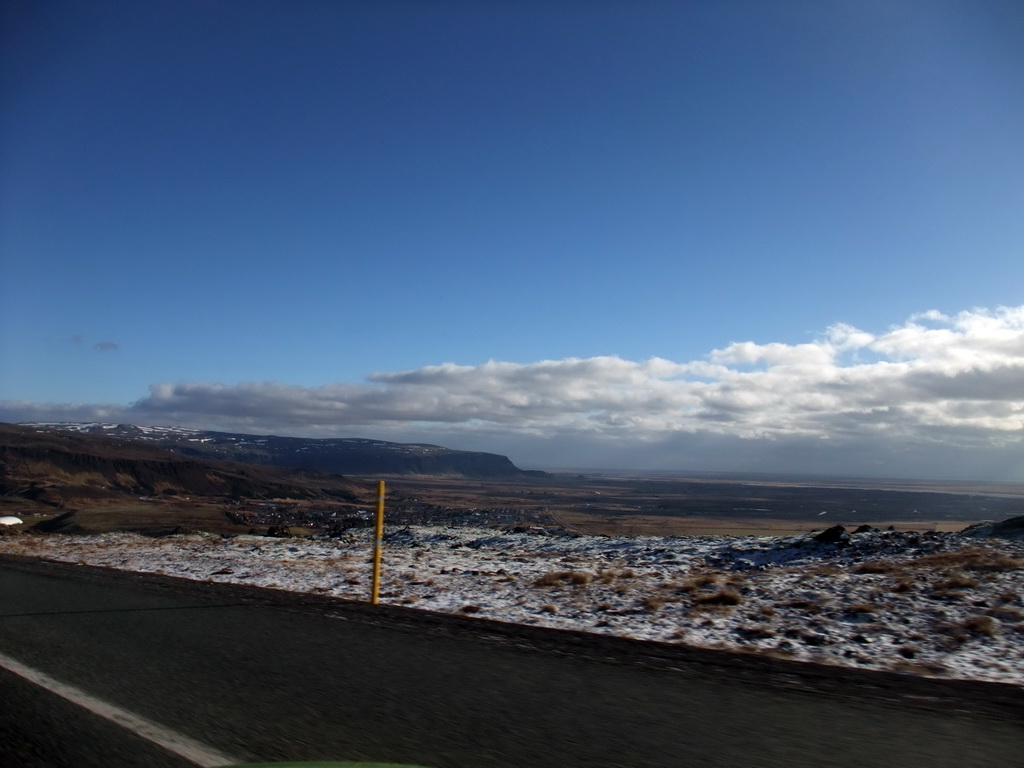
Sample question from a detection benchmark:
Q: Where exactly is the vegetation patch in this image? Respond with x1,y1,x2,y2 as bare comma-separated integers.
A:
694,587,743,607
533,570,592,587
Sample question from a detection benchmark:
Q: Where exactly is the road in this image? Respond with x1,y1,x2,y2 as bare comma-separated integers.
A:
0,555,1021,768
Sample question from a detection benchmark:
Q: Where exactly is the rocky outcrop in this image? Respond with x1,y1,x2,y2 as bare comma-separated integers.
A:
960,515,1024,539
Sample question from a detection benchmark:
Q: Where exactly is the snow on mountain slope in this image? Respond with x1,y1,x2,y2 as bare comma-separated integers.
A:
20,422,534,477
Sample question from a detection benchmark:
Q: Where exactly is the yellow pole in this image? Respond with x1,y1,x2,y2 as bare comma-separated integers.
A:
370,480,385,605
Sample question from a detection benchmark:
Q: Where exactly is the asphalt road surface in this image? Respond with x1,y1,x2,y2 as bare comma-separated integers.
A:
0,555,1021,768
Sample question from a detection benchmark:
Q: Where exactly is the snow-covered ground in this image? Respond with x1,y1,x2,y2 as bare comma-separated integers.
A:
2,525,1022,686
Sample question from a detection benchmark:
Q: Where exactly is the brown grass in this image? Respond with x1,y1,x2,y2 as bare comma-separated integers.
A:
641,595,665,612
533,572,563,587
533,570,592,587
988,606,1024,622
678,574,717,593
854,561,896,574
594,567,636,584
961,615,1000,637
917,547,1024,573
780,598,824,613
893,577,915,593
934,613,1002,647
932,572,980,591
694,587,743,607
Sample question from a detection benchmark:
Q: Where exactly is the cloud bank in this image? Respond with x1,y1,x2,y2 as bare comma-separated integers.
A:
4,306,1024,479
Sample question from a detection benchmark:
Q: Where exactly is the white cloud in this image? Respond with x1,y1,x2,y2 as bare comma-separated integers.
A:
3,306,1023,479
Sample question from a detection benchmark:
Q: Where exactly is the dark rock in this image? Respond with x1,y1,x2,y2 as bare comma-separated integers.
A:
384,526,415,542
960,515,1024,540
801,632,830,646
31,510,86,534
813,525,850,545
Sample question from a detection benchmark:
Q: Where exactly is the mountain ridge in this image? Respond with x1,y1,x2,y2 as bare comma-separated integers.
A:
0,422,361,516
20,422,545,479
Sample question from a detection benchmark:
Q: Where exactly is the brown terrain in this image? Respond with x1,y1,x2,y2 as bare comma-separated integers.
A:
0,423,360,534
2,422,1023,536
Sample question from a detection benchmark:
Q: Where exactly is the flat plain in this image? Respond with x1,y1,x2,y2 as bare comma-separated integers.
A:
8,470,1023,537
376,472,1024,537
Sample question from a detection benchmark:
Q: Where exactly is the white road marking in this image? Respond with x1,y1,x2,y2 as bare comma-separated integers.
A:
0,651,239,767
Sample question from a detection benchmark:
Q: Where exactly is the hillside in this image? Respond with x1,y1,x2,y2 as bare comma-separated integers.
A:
0,423,360,513
24,422,543,479
3,522,1023,691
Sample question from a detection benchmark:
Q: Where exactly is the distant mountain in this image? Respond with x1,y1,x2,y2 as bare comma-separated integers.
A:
20,422,545,479
0,423,361,510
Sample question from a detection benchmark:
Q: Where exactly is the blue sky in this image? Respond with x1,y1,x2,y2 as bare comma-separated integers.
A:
2,1,1023,479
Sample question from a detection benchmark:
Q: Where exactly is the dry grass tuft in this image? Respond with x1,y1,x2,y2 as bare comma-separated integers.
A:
987,605,1024,622
961,614,1000,637
641,595,665,612
678,573,718,593
780,598,824,614
918,547,1023,573
533,570,592,587
854,561,895,574
934,613,1002,646
933,571,980,591
533,571,567,587
893,577,915,593
695,587,743,607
